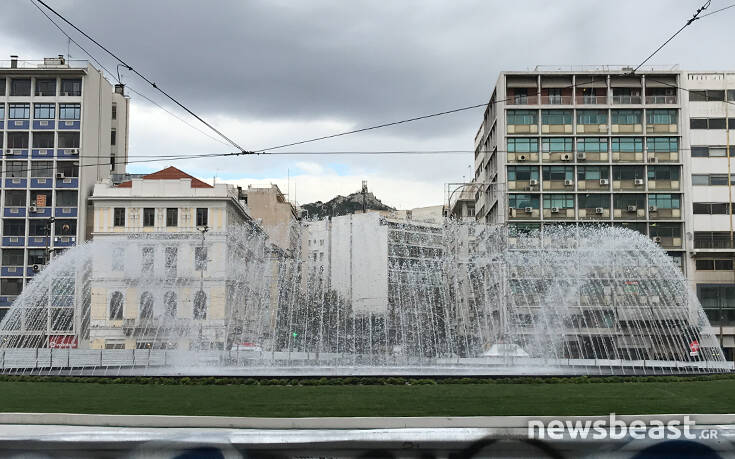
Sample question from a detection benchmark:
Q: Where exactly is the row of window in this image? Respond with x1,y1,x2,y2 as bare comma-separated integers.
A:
0,103,81,120
691,146,735,157
108,290,207,321
507,110,677,125
110,246,208,273
2,190,77,207
695,259,734,271
507,137,677,153
1,161,78,178
2,248,52,266
509,193,681,209
689,89,735,102
113,207,209,228
0,131,80,149
690,118,735,130
508,165,679,181
692,174,735,186
2,219,76,236
508,222,682,238
0,78,82,97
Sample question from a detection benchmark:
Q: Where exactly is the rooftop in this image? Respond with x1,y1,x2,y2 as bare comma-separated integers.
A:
117,166,213,189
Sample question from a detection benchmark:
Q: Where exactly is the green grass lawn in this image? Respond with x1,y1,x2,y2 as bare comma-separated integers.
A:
1,380,734,417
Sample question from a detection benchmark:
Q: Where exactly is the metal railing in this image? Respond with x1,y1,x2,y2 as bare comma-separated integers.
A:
576,95,608,105
694,237,735,249
612,95,642,104
540,95,572,105
506,95,538,105
645,95,677,104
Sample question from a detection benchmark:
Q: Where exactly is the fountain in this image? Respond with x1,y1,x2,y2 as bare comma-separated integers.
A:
0,220,729,376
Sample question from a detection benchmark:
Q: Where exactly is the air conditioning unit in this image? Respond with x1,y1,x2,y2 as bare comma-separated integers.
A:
626,205,637,212
634,178,644,185
529,179,539,186
599,178,609,185
652,236,662,244
56,172,65,179
564,179,574,186
70,149,79,155
649,205,658,212
550,207,560,213
577,152,587,160
595,207,604,214
648,156,658,163
561,153,572,161
518,154,527,161
5,150,13,156
29,205,37,213
524,206,533,213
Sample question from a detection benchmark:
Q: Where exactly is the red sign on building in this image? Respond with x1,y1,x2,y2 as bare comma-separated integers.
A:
48,336,78,349
689,340,700,356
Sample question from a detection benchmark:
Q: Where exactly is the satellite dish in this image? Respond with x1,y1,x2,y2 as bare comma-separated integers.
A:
32,264,40,273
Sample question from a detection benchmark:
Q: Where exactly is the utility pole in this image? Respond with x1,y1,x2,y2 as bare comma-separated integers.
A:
361,180,367,214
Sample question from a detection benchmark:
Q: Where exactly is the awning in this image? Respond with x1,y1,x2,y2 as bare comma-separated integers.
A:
541,77,573,88
610,76,642,87
576,76,607,88
645,77,677,88
506,76,537,88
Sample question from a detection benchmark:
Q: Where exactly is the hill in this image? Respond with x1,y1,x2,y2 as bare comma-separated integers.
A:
301,191,395,219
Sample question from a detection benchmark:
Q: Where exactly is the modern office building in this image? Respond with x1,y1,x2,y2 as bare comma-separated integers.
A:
0,56,129,346
473,66,735,360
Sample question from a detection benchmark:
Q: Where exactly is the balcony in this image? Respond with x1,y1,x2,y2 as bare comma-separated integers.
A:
30,177,53,188
58,120,80,130
645,95,677,104
3,207,26,218
543,207,575,219
507,95,538,105
3,178,27,189
27,236,50,247
55,177,79,188
648,207,681,220
32,120,55,130
31,149,55,159
576,95,608,105
55,207,78,218
578,207,610,220
612,95,642,105
2,237,25,247
6,119,30,130
613,206,646,220
1,266,24,277
540,95,572,105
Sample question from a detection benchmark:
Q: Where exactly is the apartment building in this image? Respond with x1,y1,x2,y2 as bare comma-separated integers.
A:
243,184,300,256
0,55,129,346
87,166,260,350
473,66,735,360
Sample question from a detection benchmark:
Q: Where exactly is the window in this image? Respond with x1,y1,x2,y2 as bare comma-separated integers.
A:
6,132,29,149
647,137,678,152
112,103,117,120
612,166,645,180
690,118,708,129
0,104,4,121
578,194,609,208
2,249,24,266
142,247,154,273
32,132,54,148
166,208,178,227
507,137,538,152
611,137,643,152
28,219,48,236
692,174,735,186
109,291,124,320
577,137,608,152
611,110,642,124
56,191,78,207
646,109,677,125
693,203,730,215
648,193,680,209
507,166,539,181
647,166,680,181
1,278,23,296
30,162,53,178
541,137,573,152
143,208,155,227
9,103,30,119
31,190,52,207
709,118,727,129
10,79,31,96
58,104,80,120
577,166,608,180
58,132,80,148
690,90,726,102
542,166,574,181
111,130,116,146
28,249,45,266
5,161,26,178
691,118,727,129
691,146,709,157
542,194,574,209
164,246,177,276
193,290,207,320
35,78,56,96
507,110,537,125
34,103,55,119
164,291,177,318
547,88,563,104
614,194,645,209
196,208,208,227
541,110,572,125
140,292,154,319
57,161,79,177
577,110,607,125
508,194,539,209
0,78,4,96
195,246,208,271
696,259,734,271
113,208,126,227
112,247,124,271
60,79,82,96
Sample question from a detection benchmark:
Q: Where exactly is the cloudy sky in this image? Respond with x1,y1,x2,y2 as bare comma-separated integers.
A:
1,0,732,208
